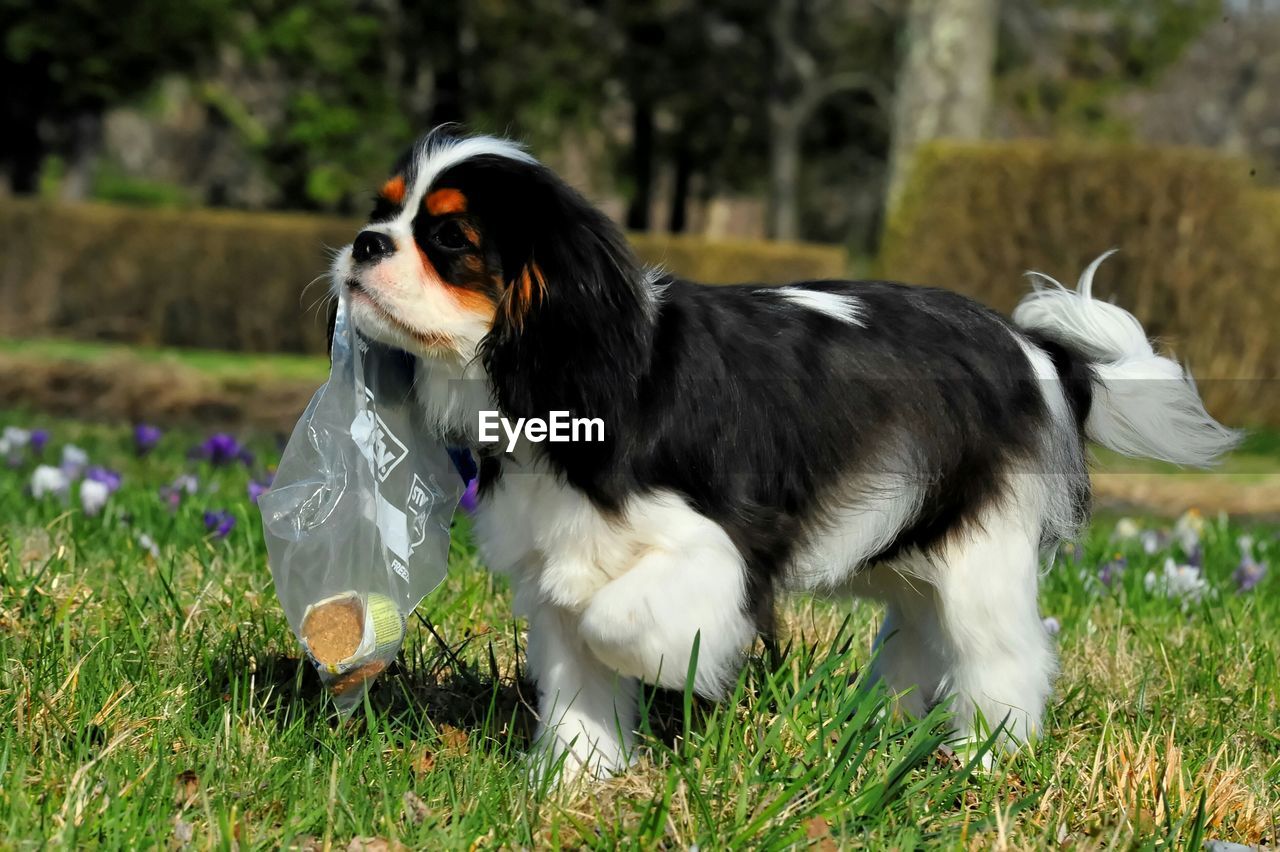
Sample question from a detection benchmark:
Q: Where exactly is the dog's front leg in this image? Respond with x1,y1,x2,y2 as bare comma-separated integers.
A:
578,543,756,700
525,602,638,784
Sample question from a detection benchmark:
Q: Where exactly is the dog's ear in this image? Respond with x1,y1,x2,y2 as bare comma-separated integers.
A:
457,157,653,433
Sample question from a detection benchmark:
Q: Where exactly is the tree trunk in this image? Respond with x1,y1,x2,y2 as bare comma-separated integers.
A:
766,0,803,241
625,98,654,231
767,109,803,240
885,0,998,213
60,111,103,201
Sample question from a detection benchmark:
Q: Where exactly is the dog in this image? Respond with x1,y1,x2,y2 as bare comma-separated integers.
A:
331,127,1240,781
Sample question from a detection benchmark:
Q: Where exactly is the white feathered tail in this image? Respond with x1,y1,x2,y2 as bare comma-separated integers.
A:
1012,251,1241,467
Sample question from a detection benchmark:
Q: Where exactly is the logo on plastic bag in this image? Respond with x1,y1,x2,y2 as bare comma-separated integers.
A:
351,407,409,483
407,473,443,554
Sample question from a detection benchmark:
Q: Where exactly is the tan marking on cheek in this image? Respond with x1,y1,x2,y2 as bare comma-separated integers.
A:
426,188,467,216
415,244,497,319
380,176,406,204
448,287,498,316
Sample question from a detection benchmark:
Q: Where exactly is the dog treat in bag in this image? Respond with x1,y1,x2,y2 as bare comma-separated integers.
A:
259,295,462,714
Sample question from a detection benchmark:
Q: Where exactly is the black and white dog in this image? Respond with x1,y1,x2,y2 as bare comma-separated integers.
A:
332,129,1239,780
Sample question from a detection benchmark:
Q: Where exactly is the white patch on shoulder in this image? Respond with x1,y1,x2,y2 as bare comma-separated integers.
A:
776,287,865,327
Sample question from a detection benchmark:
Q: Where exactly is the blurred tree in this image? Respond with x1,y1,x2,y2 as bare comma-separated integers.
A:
0,0,230,196
602,0,773,232
768,0,896,240
464,0,614,178
225,0,417,211
884,0,998,213
1120,3,1280,179
218,0,610,211
996,0,1221,139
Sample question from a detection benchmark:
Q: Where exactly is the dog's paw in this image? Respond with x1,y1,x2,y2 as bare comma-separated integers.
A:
524,726,634,790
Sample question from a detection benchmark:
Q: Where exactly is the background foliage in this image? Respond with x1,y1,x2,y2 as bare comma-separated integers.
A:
5,1,1275,251
881,140,1280,425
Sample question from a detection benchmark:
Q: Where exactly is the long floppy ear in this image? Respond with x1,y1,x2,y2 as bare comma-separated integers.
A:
458,157,654,449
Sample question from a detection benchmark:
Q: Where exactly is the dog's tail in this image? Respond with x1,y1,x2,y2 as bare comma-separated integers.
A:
1012,250,1241,467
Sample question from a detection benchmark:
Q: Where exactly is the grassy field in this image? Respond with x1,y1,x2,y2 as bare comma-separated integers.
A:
0,416,1277,850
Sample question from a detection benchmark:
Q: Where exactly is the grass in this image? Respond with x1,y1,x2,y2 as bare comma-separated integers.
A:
0,337,329,384
0,415,1277,849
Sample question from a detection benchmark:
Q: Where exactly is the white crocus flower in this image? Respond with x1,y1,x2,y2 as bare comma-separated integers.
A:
61,444,89,479
137,533,161,559
1173,508,1204,554
80,479,110,517
1113,517,1141,540
31,464,70,499
1145,557,1209,604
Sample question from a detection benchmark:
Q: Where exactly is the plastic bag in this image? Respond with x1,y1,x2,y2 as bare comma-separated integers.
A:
259,294,462,715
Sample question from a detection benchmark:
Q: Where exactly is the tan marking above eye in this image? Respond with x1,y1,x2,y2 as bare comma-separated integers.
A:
458,221,480,244
380,176,406,204
426,188,468,216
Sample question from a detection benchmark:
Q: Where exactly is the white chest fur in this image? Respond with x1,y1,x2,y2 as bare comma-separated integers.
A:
470,454,728,613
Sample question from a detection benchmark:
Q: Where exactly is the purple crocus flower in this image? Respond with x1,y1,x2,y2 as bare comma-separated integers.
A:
1098,554,1127,588
85,466,123,494
203,510,236,539
247,473,274,504
133,424,163,455
1234,537,1267,593
30,429,49,454
459,477,479,513
1234,557,1266,593
195,433,252,466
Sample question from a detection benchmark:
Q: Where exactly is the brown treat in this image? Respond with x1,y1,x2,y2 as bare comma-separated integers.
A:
301,598,364,665
328,659,389,696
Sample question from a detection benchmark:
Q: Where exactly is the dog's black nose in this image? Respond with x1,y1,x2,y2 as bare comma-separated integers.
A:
353,230,396,263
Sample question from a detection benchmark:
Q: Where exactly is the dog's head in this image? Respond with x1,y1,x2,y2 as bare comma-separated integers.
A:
332,129,652,374
332,129,656,463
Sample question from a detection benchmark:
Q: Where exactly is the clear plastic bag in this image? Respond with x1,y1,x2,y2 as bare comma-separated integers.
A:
259,294,462,715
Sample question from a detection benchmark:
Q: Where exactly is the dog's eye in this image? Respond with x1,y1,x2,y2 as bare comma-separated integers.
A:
432,220,470,251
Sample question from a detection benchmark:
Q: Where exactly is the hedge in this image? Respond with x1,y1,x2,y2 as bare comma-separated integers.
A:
881,141,1280,427
0,199,847,355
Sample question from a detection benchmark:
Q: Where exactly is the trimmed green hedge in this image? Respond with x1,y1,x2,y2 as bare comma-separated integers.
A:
0,199,847,355
881,141,1280,427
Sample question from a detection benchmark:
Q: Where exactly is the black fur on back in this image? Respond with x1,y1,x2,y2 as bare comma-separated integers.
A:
448,155,1094,637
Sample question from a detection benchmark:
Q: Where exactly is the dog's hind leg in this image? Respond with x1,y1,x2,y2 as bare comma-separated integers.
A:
931,491,1054,747
868,583,950,718
871,488,1056,749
